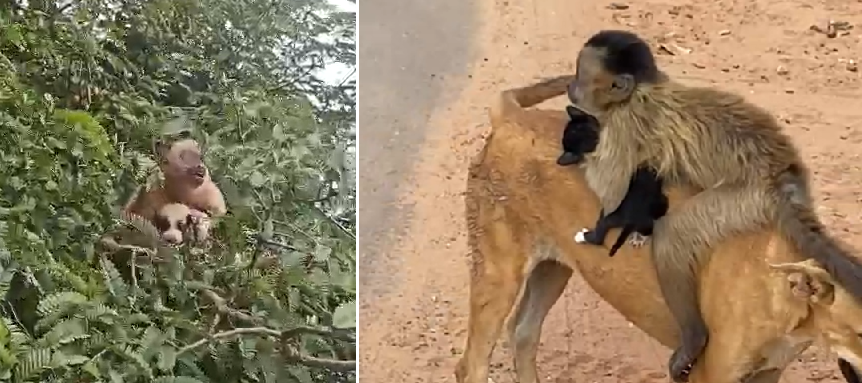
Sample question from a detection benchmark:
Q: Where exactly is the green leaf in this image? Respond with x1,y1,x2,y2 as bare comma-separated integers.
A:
156,346,177,371
4,26,24,48
250,171,266,187
332,301,356,329
162,115,190,135
313,245,331,262
272,123,287,142
82,360,101,378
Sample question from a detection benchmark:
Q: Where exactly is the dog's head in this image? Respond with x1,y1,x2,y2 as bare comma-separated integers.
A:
155,133,209,187
770,259,862,372
153,203,194,245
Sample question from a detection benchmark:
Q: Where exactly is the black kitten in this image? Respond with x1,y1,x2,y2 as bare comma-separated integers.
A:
557,105,599,166
574,167,669,256
557,105,668,256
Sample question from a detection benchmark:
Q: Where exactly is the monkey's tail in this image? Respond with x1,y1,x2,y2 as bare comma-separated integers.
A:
775,194,862,301
608,226,635,257
489,75,577,128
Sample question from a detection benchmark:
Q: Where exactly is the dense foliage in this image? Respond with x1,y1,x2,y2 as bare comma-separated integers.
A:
0,0,356,381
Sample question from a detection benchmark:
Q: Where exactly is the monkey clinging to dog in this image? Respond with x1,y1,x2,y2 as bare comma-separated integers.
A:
567,29,862,382
557,105,669,255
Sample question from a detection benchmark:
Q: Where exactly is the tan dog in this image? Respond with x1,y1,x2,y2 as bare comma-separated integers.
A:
153,203,211,245
124,136,226,236
455,77,862,383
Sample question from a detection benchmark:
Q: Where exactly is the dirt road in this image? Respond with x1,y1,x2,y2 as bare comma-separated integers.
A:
358,0,862,382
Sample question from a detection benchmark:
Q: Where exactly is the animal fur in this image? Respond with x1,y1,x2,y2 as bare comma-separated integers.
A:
568,30,862,381
556,105,599,166
574,166,668,256
455,75,862,383
153,203,211,245
557,103,669,255
124,136,226,240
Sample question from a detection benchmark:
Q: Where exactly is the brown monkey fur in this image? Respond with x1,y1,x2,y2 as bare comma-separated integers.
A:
454,75,862,383
124,137,227,226
566,30,862,381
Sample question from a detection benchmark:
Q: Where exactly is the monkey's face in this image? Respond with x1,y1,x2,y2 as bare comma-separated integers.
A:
154,203,194,245
567,47,636,116
157,138,209,187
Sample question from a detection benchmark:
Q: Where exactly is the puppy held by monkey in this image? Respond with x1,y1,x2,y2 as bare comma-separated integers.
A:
557,103,669,256
568,29,862,382
154,203,211,245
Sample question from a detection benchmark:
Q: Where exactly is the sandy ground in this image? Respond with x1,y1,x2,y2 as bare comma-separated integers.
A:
358,0,862,382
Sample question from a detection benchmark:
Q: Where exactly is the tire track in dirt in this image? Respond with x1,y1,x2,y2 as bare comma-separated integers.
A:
359,0,862,382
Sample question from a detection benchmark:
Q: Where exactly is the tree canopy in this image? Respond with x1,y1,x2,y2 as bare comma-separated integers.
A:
0,0,356,381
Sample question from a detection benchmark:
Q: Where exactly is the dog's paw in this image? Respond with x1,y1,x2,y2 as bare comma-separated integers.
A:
628,232,650,248
574,228,591,243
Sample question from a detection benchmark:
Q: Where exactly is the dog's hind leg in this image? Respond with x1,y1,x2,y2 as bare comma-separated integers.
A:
456,215,528,383
509,259,572,383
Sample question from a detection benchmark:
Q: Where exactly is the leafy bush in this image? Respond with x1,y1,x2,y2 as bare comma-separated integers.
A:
0,0,356,381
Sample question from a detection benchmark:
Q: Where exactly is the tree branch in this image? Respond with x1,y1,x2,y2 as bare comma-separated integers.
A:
313,207,355,241
178,326,280,355
177,325,357,372
200,288,261,324
289,354,355,372
281,325,355,342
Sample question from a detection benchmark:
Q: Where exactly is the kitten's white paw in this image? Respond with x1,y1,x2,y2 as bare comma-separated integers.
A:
574,228,590,243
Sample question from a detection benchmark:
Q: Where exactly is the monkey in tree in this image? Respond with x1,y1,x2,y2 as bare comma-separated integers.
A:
124,133,227,229
567,29,862,382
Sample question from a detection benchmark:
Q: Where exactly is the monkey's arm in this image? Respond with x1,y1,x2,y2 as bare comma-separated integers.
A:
202,183,227,217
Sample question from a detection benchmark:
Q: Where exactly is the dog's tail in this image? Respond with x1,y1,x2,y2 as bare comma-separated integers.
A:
608,225,635,257
489,75,577,128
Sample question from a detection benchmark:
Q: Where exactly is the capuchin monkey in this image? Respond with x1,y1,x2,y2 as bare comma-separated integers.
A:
557,105,669,255
568,29,862,382
124,134,227,237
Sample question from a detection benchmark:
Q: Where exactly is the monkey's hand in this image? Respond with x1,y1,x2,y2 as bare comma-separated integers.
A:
187,209,212,244
628,233,649,248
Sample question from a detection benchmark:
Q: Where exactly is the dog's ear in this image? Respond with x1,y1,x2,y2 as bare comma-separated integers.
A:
566,105,581,118
769,260,835,305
